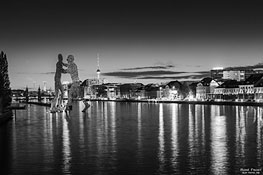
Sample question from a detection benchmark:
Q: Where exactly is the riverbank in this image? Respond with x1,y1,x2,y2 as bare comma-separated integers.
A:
0,110,13,125
90,98,263,107
27,101,51,107
25,99,263,107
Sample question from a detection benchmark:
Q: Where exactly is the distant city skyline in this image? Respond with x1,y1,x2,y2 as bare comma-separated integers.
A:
2,1,263,89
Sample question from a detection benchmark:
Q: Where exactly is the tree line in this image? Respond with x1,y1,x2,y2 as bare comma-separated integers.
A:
0,51,11,113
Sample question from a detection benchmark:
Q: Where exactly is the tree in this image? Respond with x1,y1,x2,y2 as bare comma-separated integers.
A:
181,82,190,98
38,86,41,102
24,86,29,102
0,51,11,113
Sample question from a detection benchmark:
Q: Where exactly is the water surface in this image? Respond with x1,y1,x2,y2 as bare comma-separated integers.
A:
0,101,262,174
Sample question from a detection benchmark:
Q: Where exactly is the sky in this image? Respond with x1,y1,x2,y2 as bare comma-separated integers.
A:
1,1,263,89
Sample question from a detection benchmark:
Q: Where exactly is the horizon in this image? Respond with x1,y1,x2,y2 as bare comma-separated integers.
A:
9,61,263,91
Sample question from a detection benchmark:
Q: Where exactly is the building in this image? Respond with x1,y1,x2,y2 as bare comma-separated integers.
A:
211,67,224,80
254,83,263,102
188,82,198,99
11,89,25,97
208,79,221,99
160,81,183,100
119,83,144,99
81,79,100,99
104,83,120,100
214,80,240,101
211,66,263,82
223,70,245,81
238,74,263,101
144,83,159,99
196,77,212,100
134,87,145,100
62,81,70,99
211,73,263,101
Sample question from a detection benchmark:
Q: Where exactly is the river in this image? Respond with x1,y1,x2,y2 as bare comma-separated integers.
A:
0,101,262,174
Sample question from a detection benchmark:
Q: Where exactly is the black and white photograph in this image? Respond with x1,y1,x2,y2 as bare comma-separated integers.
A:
0,1,263,174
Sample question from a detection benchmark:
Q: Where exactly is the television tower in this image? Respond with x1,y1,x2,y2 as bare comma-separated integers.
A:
43,81,47,92
96,53,101,80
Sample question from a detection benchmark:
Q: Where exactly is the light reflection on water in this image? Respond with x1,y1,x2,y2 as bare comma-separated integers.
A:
137,102,142,166
210,106,227,174
171,104,178,171
158,103,164,173
62,113,71,174
236,106,246,167
0,102,262,174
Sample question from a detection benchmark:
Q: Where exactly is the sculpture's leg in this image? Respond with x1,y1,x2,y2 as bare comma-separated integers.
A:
56,91,63,112
66,81,79,110
50,96,58,113
82,100,90,112
55,85,64,112
51,80,62,113
52,81,59,112
59,92,63,108
66,86,73,111
58,83,64,107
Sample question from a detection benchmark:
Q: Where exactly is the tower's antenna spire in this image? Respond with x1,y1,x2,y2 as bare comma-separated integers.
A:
96,53,101,80
97,53,100,69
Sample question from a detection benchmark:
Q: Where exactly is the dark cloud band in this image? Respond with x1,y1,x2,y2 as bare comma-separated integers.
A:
121,65,174,70
102,70,209,80
16,72,55,75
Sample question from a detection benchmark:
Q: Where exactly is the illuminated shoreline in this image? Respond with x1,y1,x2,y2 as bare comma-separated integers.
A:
25,99,263,107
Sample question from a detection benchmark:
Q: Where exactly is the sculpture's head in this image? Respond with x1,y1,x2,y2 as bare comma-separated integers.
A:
58,54,63,62
67,55,74,63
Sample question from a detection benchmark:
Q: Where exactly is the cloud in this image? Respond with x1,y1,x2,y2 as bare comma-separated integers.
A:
195,71,211,75
119,62,205,72
102,70,210,80
138,71,210,80
16,72,33,74
40,72,55,75
16,71,55,75
121,64,175,70
102,70,186,78
104,62,210,80
225,62,263,70
138,74,207,80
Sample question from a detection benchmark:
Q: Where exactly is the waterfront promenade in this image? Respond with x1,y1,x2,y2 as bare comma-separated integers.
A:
92,98,263,107
24,97,263,108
